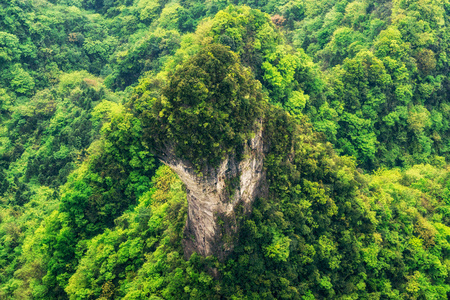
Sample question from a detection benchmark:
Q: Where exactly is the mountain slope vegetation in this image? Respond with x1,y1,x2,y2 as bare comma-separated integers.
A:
1,0,450,299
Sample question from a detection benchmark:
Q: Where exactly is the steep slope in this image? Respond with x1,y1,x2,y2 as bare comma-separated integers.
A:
1,1,450,299
132,44,267,260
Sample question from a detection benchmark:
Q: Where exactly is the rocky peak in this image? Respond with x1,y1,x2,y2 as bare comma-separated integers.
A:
133,44,267,260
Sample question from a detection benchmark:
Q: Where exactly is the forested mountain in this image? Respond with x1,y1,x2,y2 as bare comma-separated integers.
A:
1,0,450,299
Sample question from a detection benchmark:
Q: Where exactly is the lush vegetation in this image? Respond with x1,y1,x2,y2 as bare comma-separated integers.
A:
1,0,450,299
132,43,264,171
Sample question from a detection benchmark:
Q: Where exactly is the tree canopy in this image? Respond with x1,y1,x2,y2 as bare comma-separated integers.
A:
1,1,450,299
133,43,264,170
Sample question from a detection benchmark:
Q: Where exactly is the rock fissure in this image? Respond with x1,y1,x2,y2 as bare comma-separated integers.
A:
158,120,267,260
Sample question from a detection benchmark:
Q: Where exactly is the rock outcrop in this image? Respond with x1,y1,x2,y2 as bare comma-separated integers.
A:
158,120,266,260
134,44,267,260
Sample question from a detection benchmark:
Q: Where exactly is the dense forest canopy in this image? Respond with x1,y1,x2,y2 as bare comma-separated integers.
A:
1,0,450,299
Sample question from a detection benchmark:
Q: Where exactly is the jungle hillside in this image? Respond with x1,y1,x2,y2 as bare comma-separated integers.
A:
1,0,450,299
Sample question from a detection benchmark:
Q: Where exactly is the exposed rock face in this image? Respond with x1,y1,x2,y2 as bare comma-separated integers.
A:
158,121,266,260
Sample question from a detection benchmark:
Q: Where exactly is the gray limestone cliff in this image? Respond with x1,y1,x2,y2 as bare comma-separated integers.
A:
157,121,267,261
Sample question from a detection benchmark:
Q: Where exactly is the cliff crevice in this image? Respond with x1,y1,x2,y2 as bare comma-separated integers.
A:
158,119,267,260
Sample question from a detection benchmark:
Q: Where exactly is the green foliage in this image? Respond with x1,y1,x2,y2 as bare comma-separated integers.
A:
60,107,156,238
264,230,291,262
6,64,35,96
134,43,264,171
64,165,217,299
105,28,181,90
0,31,21,63
216,113,450,298
2,1,450,299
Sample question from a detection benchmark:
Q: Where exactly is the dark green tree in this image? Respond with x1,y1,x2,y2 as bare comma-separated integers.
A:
134,43,265,170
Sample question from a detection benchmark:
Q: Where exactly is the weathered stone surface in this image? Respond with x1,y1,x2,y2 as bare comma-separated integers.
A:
158,120,266,260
